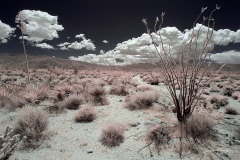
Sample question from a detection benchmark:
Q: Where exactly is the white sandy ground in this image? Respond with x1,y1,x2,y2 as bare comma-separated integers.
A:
0,75,240,160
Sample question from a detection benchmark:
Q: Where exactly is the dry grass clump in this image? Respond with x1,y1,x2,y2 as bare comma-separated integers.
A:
185,110,215,141
88,86,108,106
212,77,222,82
100,123,125,147
225,106,239,115
223,85,234,96
209,85,220,92
124,90,159,110
144,125,171,154
208,94,228,108
57,84,75,98
14,106,48,149
110,84,129,96
75,105,96,123
232,91,240,100
61,94,84,110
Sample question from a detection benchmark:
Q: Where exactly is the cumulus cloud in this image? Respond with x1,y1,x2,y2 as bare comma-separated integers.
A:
103,40,109,43
209,50,240,64
16,10,64,42
35,43,54,49
75,34,85,39
70,23,240,65
58,34,96,51
0,20,15,43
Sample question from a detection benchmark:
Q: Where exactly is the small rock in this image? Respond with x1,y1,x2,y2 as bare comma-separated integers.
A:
233,140,240,145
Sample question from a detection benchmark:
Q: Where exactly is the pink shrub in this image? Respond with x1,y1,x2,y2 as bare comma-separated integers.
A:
207,94,228,108
87,86,108,106
209,85,220,92
212,77,222,82
110,84,129,96
75,105,96,122
124,90,159,110
100,123,125,147
232,92,240,100
223,85,234,96
61,94,84,110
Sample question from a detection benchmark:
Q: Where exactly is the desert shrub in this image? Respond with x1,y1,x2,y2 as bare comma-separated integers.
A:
100,123,125,147
37,85,50,101
57,84,75,97
223,85,234,96
136,85,154,92
88,86,108,106
232,91,240,100
14,106,48,149
225,107,239,115
185,111,215,141
145,125,171,154
61,94,84,110
124,90,159,110
110,84,129,96
92,79,106,87
209,85,220,92
208,94,228,108
46,102,66,114
212,77,222,82
0,88,14,108
75,105,96,123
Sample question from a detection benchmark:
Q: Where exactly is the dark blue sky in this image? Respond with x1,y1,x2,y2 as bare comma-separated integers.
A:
0,0,239,58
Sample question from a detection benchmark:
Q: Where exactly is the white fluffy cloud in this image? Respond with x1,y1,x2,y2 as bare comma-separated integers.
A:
0,20,15,43
58,34,96,51
16,10,64,42
69,23,240,65
103,40,109,43
210,50,240,64
35,43,54,49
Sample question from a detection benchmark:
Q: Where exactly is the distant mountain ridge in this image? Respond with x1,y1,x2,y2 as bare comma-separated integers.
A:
0,54,239,72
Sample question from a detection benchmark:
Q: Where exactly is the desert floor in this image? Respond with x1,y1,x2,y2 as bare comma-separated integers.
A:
0,68,240,160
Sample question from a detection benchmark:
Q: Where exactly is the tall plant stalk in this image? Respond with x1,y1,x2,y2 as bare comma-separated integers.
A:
18,13,30,84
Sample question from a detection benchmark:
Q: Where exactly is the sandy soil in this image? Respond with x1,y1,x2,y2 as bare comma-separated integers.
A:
1,74,240,160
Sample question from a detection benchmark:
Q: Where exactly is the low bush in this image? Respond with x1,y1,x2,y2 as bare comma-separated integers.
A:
232,91,240,100
225,106,239,115
145,125,171,154
100,123,125,147
75,106,96,123
124,90,159,110
185,110,215,141
61,94,84,110
110,84,129,96
14,106,48,149
88,86,108,106
223,85,234,96
208,94,228,108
